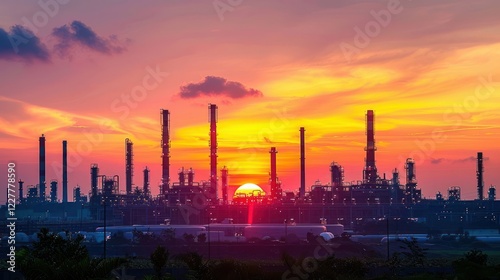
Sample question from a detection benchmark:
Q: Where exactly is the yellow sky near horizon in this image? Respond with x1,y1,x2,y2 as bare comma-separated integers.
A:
1,0,500,203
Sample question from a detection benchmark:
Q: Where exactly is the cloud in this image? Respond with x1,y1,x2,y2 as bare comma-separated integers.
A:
0,25,50,63
52,20,126,57
0,20,127,63
430,156,490,165
179,76,263,99
430,158,445,164
455,156,489,163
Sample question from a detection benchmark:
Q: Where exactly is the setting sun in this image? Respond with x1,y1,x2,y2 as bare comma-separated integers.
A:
234,183,266,197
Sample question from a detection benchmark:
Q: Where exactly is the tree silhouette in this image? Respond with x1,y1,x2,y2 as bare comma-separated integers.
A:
197,233,207,243
17,228,126,280
150,245,170,279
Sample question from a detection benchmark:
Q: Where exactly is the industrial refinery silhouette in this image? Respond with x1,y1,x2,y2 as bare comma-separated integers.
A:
2,104,498,241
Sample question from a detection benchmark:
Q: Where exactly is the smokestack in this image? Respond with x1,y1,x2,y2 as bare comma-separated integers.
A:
125,138,133,194
488,186,496,201
405,158,417,204
18,179,24,204
187,167,194,186
270,147,279,200
143,167,150,194
330,162,344,187
392,168,399,186
179,167,185,186
221,166,228,205
39,134,46,201
73,186,81,203
90,164,99,198
50,180,57,203
405,159,416,185
477,152,484,200
209,104,218,200
364,110,378,184
62,140,68,203
392,168,400,203
330,162,344,202
300,127,305,198
161,109,170,195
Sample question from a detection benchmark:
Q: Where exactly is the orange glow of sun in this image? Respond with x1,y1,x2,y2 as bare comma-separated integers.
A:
234,183,266,197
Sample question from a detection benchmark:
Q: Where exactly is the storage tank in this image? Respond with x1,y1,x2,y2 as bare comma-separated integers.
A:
243,224,326,240
325,224,344,236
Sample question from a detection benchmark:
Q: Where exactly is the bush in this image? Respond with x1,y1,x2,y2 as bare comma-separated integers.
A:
197,233,207,243
150,245,169,278
18,228,126,280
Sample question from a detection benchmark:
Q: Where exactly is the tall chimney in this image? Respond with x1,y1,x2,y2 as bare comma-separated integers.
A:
299,127,305,198
90,164,99,198
221,166,228,205
143,166,150,194
18,179,24,204
125,138,133,194
209,104,218,201
392,168,400,203
364,110,378,184
477,152,484,200
270,147,278,200
39,134,46,201
161,109,170,195
62,140,68,203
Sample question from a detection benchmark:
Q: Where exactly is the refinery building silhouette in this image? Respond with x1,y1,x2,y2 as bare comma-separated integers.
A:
2,105,498,235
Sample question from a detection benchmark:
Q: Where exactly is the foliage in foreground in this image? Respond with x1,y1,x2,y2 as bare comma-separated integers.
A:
148,245,173,280
17,228,126,280
452,249,500,280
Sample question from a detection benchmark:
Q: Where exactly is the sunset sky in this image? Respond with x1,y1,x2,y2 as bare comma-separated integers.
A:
1,0,500,203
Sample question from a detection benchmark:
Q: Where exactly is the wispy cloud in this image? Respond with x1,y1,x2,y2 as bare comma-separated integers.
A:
430,158,445,164
454,156,489,163
429,156,490,164
0,96,125,141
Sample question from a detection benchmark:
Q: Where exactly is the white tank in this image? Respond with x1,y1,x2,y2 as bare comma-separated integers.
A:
244,224,326,240
325,224,344,236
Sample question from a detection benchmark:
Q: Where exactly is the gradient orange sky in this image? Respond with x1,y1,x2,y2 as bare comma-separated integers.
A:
1,0,500,203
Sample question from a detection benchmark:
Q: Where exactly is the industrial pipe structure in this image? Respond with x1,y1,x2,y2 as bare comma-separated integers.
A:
39,134,46,201
161,109,170,195
405,158,417,204
330,162,344,188
62,140,68,203
270,147,281,201
143,167,150,195
300,127,305,198
221,166,228,205
50,180,58,203
18,179,24,204
209,104,218,200
364,110,378,184
330,162,344,202
187,168,194,186
477,152,484,200
125,138,133,194
91,164,99,198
